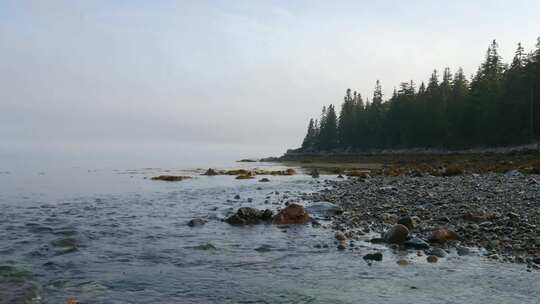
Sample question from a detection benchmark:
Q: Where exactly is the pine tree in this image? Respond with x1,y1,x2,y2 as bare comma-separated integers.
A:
297,37,540,151
301,118,317,151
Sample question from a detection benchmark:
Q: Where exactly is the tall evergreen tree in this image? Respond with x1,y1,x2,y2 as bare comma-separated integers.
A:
298,37,540,151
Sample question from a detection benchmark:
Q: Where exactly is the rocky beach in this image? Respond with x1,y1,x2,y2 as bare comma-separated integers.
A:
305,172,540,270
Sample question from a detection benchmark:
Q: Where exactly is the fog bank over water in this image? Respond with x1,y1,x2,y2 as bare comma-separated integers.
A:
1,1,540,167
1,141,282,170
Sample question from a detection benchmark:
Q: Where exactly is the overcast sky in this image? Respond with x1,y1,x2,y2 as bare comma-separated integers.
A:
1,0,539,162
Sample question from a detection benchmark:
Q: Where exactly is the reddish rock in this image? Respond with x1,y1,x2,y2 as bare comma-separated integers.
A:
272,204,312,225
429,228,459,244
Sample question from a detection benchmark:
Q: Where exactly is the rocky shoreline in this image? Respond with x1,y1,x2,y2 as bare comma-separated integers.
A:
303,172,540,270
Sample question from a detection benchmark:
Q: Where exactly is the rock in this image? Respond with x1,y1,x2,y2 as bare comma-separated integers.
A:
203,168,219,176
397,216,416,230
335,231,346,241
456,246,472,256
234,194,241,200
383,224,409,244
382,213,398,224
306,202,343,217
363,252,383,261
254,245,273,252
284,168,297,175
428,248,447,258
427,255,438,263
429,228,459,244
337,174,344,179
532,257,540,265
311,169,320,178
191,243,216,250
404,237,430,250
272,204,312,225
187,218,207,227
397,259,409,266
337,242,347,250
151,175,192,182
225,207,273,225
66,298,80,304
247,198,253,203
259,178,270,182
236,175,254,180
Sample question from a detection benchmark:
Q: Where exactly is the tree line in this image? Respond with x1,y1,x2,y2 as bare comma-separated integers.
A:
301,38,540,151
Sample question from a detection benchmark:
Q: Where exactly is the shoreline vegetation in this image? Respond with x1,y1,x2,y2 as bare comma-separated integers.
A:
298,38,540,153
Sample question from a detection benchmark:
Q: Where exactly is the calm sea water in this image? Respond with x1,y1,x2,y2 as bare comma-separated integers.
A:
0,145,539,303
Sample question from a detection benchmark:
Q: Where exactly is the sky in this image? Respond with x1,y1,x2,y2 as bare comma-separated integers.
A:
1,0,539,165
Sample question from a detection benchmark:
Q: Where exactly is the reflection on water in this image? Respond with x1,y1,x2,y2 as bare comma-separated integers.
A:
0,165,538,303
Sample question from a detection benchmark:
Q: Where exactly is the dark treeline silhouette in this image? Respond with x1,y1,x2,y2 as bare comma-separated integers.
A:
301,38,540,151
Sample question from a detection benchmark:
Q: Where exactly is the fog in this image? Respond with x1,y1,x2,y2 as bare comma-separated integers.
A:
1,0,539,166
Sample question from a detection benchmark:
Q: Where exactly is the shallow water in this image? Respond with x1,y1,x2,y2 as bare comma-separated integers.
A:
0,164,538,303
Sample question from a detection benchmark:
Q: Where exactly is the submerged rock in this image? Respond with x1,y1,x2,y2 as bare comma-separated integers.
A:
187,218,207,227
306,202,343,217
225,207,273,225
383,224,409,244
363,252,383,261
259,178,270,182
51,238,78,254
272,204,312,225
191,243,216,250
151,175,192,182
0,266,41,304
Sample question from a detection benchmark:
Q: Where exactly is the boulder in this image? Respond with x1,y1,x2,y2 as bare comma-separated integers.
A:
428,228,459,244
383,224,409,244
272,204,312,225
225,207,273,225
363,252,383,261
259,178,270,182
310,169,320,178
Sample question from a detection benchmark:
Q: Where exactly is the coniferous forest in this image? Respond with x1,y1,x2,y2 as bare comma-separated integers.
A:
300,38,540,151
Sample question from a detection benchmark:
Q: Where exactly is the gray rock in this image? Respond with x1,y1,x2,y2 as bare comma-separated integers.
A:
404,237,430,250
428,248,447,258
